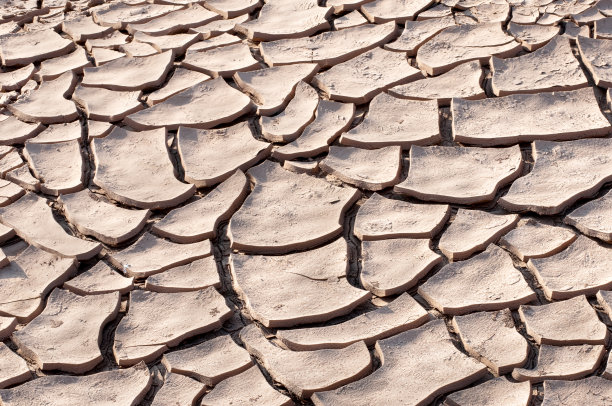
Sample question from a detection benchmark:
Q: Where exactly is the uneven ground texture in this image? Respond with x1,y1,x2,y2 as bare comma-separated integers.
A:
0,0,612,405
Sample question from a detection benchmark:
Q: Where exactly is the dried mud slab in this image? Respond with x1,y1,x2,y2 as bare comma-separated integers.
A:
203,0,261,18
565,190,612,243
0,362,152,405
191,14,251,37
419,245,536,315
92,3,182,29
519,295,608,345
0,193,101,260
178,123,270,188
61,15,114,42
320,146,401,191
0,179,23,206
0,343,30,389
186,33,242,52
28,121,82,144
0,316,16,340
182,43,259,78
23,140,84,195
92,127,195,209
145,68,210,106
113,288,231,366
162,334,253,386
499,139,612,215
12,289,120,373
133,32,201,56
0,64,35,91
500,219,577,260
240,324,371,398
284,160,319,174
260,81,319,143
577,36,612,88
542,377,612,406
0,151,24,177
108,232,211,278
145,256,221,293
0,117,43,145
82,51,173,91
87,120,113,139
123,77,254,130
438,209,519,261
453,88,610,146
64,261,133,295
152,170,248,242
0,30,74,66
512,344,605,383
0,246,77,322
384,15,455,54
312,47,423,104
563,20,590,43
528,236,612,300
73,85,143,121
85,31,129,53
445,377,532,406
354,193,450,240
151,373,205,406
235,0,332,41
7,72,78,124
59,190,150,246
120,41,161,58
416,23,521,75
5,165,38,193
272,100,355,160
126,4,220,36
334,10,368,30
259,22,397,67
201,365,292,406
90,48,125,66
507,21,560,50
353,103,436,157
394,145,523,204
361,0,434,22
34,47,92,81
312,319,487,406
230,238,371,327
361,238,441,296
598,290,612,318
229,161,360,254
452,309,529,375
491,36,588,95
388,61,484,106
276,293,429,350
234,63,318,115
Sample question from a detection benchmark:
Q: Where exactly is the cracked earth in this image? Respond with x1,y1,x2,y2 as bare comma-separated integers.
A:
0,0,611,405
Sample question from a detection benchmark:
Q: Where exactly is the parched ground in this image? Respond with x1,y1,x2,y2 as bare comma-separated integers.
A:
0,0,611,405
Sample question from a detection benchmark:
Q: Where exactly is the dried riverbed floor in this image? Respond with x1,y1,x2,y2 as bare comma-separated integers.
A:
0,0,612,405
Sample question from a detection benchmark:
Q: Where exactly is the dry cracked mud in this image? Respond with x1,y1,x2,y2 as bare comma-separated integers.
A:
1,1,612,405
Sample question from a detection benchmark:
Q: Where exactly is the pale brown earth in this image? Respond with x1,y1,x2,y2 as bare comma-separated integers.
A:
339,93,441,148
162,333,253,387
388,60,485,106
239,324,372,398
394,145,523,204
490,36,588,95
312,47,423,104
452,309,529,375
361,238,441,296
2,2,612,405
564,189,612,242
353,193,450,240
276,293,430,350
518,295,608,345
320,145,401,191
438,209,518,260
452,88,611,146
